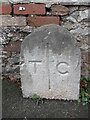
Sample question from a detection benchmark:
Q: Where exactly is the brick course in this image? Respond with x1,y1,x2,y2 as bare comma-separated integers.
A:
14,4,45,15
0,4,12,14
27,16,60,27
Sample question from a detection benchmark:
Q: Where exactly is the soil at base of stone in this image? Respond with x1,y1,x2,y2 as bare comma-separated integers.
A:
2,79,88,118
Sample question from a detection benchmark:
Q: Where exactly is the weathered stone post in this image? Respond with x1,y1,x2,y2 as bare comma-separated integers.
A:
20,24,81,100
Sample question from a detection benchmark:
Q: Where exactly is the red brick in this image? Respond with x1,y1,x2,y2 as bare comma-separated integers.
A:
14,4,45,15
0,4,12,14
4,41,21,53
51,5,69,16
27,16,60,27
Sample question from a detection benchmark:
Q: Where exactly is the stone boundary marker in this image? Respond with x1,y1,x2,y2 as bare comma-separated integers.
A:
20,24,81,100
0,0,89,119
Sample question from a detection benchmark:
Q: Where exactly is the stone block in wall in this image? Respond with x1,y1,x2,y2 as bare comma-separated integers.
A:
4,41,21,53
81,51,90,77
20,26,35,33
68,6,78,14
77,36,89,50
78,9,90,22
51,5,69,16
0,4,12,14
70,27,90,36
70,11,79,21
8,0,90,6
14,4,45,15
0,15,26,26
27,16,60,27
65,16,78,23
61,21,79,31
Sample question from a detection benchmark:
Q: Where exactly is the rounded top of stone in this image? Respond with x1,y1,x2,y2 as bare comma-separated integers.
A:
21,24,80,58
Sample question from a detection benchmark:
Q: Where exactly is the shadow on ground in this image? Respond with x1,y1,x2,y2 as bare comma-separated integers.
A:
2,79,88,118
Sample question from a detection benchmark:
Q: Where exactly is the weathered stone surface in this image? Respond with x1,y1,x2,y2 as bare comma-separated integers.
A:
61,21,79,30
20,24,81,100
9,0,90,5
0,15,26,26
66,16,78,23
79,6,89,11
78,9,90,22
21,26,35,33
76,35,89,50
81,52,90,77
51,5,69,16
69,6,78,14
71,11,79,20
70,27,90,36
5,41,21,52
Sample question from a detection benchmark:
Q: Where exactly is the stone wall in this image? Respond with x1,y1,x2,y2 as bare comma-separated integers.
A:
0,0,90,81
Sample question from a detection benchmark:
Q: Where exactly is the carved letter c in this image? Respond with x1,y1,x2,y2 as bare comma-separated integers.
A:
56,62,69,74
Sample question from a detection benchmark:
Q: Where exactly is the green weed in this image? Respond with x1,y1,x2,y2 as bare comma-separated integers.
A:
78,75,90,105
32,94,43,105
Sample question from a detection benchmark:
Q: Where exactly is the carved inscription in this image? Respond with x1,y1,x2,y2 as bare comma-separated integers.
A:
56,62,69,75
29,60,42,73
29,60,70,76
46,43,51,90
21,24,81,100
